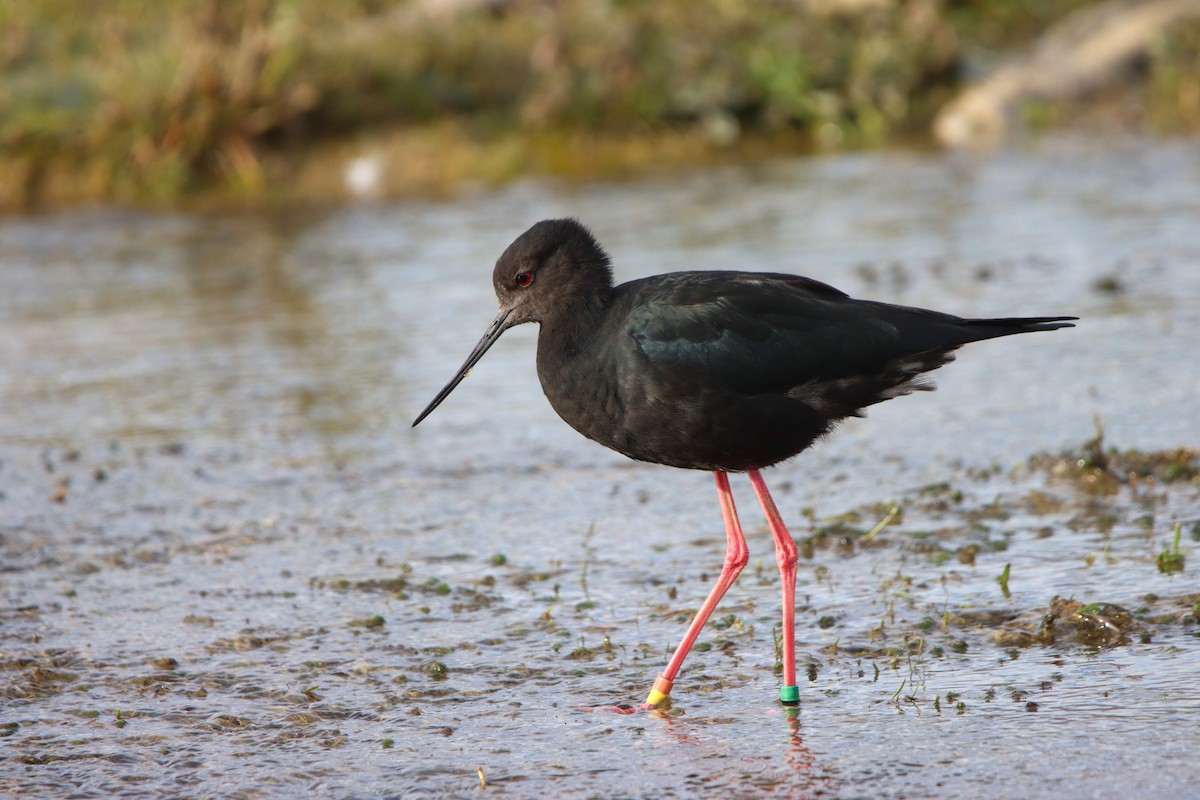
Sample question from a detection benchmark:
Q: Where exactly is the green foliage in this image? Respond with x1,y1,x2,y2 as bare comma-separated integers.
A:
946,0,1096,49
1157,523,1186,576
0,0,958,204
2,0,1197,206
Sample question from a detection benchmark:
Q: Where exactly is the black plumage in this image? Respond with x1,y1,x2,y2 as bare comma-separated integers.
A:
412,217,1075,709
415,218,1074,471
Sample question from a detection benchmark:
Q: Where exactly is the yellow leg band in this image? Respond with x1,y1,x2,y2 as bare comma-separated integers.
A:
644,675,674,707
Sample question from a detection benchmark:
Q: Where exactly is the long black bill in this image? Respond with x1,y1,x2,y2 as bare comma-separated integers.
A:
412,310,512,427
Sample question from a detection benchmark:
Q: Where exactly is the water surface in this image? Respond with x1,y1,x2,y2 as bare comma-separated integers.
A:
2,134,1199,799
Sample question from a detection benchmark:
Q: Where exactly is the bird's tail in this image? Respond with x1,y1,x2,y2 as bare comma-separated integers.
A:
962,315,1077,339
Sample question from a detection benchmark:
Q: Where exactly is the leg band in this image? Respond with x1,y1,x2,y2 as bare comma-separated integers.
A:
644,675,674,707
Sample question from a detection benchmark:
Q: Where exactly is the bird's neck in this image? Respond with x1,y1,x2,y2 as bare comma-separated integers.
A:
535,290,611,372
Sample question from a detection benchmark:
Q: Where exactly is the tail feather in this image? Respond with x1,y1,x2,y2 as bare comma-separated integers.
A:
964,316,1078,337
788,314,1076,418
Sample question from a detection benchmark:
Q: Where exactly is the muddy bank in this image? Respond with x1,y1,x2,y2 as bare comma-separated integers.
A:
4,1,1200,209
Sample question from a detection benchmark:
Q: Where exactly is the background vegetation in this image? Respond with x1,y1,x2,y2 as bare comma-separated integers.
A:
2,0,1197,208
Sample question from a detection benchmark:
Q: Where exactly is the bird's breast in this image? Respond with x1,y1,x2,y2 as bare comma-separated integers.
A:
535,333,636,455
532,309,839,471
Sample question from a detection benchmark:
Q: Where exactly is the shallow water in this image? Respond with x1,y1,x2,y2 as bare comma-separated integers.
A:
2,134,1199,799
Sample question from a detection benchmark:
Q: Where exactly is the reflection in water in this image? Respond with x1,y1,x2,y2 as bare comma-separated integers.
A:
0,210,410,463
632,705,839,799
173,212,380,446
782,708,839,800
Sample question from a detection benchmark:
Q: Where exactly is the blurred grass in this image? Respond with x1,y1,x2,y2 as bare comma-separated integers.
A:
946,0,1100,49
1,0,1197,208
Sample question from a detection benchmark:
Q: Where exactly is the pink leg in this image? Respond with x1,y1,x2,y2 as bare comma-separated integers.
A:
748,469,800,704
643,471,749,708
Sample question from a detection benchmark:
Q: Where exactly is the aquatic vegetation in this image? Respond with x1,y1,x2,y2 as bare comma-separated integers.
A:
1157,522,1186,575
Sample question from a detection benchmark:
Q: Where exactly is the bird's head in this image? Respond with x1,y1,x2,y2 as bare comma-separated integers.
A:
413,218,614,427
491,218,614,327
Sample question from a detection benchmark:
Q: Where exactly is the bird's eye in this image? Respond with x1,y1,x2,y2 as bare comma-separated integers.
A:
514,271,534,288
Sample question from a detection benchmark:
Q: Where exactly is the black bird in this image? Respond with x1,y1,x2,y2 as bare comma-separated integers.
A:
413,218,1075,709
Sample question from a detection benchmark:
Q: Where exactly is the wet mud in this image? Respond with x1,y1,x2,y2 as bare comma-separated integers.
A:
2,134,1199,798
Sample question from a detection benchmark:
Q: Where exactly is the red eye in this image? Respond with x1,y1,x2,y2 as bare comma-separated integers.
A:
515,271,534,288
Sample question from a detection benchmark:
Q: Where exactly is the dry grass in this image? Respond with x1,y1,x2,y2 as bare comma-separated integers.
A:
1,0,1197,208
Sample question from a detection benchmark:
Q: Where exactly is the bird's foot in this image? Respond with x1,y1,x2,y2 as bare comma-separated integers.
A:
579,701,669,715
580,675,676,714
579,703,642,714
